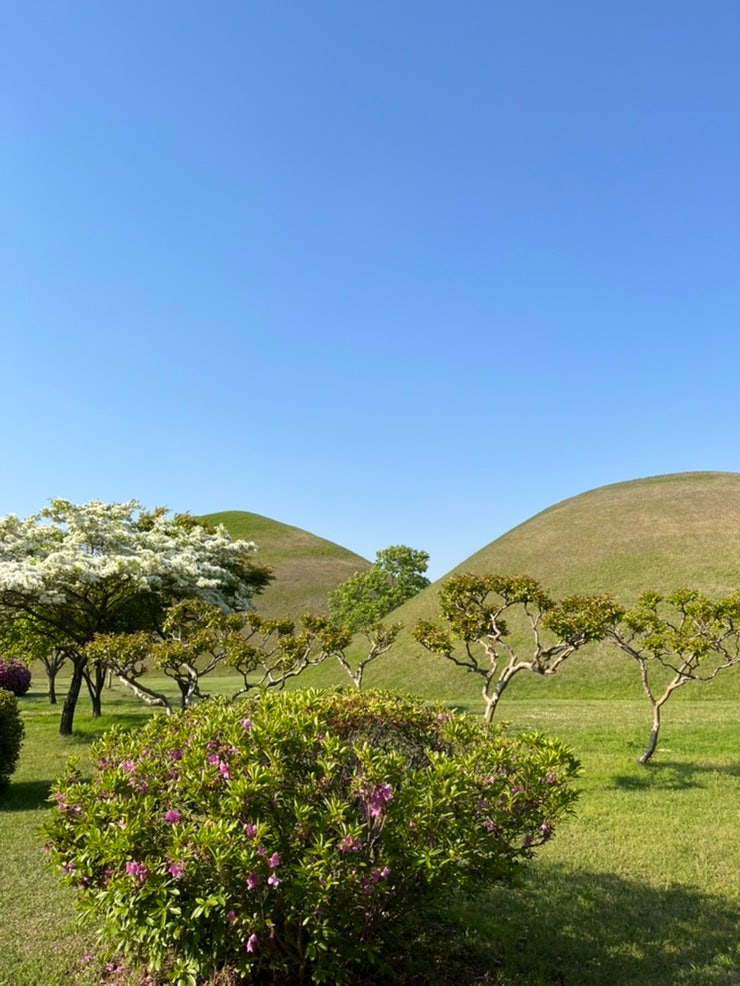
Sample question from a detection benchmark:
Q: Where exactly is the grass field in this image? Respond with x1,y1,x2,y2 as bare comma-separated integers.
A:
1,677,738,986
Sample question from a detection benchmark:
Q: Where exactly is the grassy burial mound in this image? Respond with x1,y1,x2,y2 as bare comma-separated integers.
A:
355,472,740,703
199,510,371,619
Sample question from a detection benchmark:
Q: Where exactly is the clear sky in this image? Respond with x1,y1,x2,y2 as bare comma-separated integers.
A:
2,2,739,580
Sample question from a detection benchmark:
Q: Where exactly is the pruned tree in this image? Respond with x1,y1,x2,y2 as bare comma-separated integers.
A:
607,589,740,764
0,500,272,734
86,603,353,711
413,573,621,723
227,612,351,695
332,620,403,689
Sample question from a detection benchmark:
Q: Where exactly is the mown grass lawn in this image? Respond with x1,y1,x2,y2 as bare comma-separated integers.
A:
1,685,738,986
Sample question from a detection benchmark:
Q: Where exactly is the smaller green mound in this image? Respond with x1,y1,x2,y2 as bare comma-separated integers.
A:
200,510,371,619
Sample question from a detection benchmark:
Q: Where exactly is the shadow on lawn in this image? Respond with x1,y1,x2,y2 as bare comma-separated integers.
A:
474,864,739,986
611,759,740,791
0,779,54,811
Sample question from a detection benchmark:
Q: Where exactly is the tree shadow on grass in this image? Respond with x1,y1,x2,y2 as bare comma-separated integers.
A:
467,864,739,985
0,779,54,811
611,759,740,791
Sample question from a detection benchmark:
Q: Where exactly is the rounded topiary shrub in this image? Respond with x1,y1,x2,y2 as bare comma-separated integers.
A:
0,688,24,789
44,689,580,986
0,658,31,697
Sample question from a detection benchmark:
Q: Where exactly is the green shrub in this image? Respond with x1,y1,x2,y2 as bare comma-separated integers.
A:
0,687,24,788
44,689,580,985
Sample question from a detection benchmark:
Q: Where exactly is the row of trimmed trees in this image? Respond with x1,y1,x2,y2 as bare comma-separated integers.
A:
413,574,740,764
0,503,430,734
1,500,737,762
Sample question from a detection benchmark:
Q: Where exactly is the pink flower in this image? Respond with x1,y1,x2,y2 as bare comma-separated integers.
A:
227,910,236,924
243,823,257,837
164,809,180,824
246,933,258,953
167,861,185,880
267,874,280,887
126,860,149,882
368,782,393,818
268,852,281,868
240,717,253,731
246,872,260,889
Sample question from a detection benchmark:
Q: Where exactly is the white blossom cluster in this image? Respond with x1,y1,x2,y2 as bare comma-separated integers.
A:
0,499,259,612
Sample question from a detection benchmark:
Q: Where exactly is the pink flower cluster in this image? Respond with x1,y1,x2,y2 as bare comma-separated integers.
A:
368,782,393,818
125,860,149,883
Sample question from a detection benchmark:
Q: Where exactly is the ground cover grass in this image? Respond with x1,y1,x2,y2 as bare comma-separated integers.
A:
1,679,737,986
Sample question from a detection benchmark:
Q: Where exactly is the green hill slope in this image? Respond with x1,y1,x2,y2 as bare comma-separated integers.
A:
199,511,371,619
356,472,740,703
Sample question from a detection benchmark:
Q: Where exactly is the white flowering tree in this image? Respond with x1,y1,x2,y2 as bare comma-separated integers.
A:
0,500,271,735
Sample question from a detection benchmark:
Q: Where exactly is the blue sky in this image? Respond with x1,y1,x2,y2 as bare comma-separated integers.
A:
2,2,740,579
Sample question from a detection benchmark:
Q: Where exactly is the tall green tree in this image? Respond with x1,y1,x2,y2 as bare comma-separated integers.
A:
326,545,429,687
328,545,430,632
414,573,620,723
0,499,271,734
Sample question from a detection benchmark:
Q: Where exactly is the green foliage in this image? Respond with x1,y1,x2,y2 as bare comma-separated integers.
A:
0,687,24,788
44,689,580,985
328,545,430,632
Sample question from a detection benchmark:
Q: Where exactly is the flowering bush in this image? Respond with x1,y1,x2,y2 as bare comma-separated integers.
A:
44,689,580,985
0,688,24,788
0,658,31,697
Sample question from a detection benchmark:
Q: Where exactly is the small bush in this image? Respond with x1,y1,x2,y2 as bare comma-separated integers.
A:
0,658,31,697
0,688,24,788
44,689,580,985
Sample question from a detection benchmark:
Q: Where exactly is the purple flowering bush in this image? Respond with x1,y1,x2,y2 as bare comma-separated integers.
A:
0,658,31,697
0,687,24,788
44,689,580,985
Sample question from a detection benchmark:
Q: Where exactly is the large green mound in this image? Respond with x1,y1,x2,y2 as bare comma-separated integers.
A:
449,470,740,599
200,510,371,619
357,472,740,703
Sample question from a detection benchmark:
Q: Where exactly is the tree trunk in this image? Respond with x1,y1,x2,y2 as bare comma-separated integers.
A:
48,669,58,705
637,701,661,765
59,658,85,736
483,663,524,724
84,663,106,718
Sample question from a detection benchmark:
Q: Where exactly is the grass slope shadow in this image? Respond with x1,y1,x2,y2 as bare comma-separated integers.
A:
465,863,740,985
